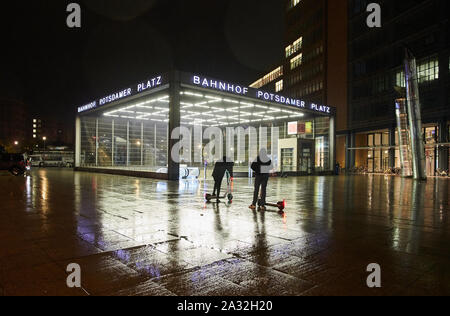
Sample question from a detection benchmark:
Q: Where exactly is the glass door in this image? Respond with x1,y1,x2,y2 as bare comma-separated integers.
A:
281,148,295,172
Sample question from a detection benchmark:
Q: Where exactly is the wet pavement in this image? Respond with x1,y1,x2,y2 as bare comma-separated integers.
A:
0,169,449,296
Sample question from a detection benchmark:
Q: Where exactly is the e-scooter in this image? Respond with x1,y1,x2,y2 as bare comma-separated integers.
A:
205,170,233,203
257,195,286,213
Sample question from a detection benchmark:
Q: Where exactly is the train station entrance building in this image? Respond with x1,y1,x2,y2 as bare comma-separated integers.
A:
75,71,336,180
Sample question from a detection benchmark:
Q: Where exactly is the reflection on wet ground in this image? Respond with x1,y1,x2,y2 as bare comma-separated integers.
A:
0,169,449,296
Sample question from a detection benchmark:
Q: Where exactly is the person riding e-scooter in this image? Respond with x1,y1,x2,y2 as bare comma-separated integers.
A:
212,156,234,201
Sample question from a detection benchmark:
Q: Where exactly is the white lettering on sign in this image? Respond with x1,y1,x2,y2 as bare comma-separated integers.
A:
99,88,132,106
78,101,97,113
256,91,306,109
77,74,163,113
137,76,163,93
193,76,249,96
310,103,331,114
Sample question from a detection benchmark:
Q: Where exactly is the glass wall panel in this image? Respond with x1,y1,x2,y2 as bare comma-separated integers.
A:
129,121,142,166
80,116,96,166
113,119,128,166
314,117,330,171
98,117,112,166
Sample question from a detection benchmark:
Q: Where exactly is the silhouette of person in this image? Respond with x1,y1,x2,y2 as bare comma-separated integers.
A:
212,156,234,199
250,149,273,210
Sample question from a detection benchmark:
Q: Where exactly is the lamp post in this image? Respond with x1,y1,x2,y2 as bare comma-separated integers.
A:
43,137,47,151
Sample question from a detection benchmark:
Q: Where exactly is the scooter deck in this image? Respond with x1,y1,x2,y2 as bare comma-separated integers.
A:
258,200,286,211
205,193,233,202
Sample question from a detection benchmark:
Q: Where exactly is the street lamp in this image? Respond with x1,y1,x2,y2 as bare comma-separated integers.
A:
43,137,47,151
14,141,19,146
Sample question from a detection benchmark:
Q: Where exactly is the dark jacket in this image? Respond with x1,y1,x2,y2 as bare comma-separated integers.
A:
212,158,234,180
251,156,273,178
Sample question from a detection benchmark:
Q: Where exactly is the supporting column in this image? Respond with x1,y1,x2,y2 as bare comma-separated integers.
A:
271,124,279,172
389,126,396,168
438,119,449,171
75,117,81,167
154,124,157,168
126,121,130,167
95,118,99,167
112,120,115,167
141,122,144,166
168,71,181,181
345,131,355,170
329,116,336,173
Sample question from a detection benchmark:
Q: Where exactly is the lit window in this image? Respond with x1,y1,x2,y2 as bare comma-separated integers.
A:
290,54,303,70
33,135,36,138
417,57,439,83
33,124,37,128
250,66,283,88
275,80,284,92
395,71,406,88
33,119,37,123
286,37,303,58
395,56,439,88
33,129,37,133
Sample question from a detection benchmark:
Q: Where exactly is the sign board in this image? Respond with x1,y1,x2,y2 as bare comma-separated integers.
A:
288,122,298,135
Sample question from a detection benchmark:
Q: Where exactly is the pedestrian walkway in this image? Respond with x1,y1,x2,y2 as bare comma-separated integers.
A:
0,169,449,295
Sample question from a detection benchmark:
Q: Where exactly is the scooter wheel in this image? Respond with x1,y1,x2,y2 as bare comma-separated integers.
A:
227,194,233,201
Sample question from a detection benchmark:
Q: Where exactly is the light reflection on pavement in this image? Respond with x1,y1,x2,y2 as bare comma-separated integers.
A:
0,169,449,296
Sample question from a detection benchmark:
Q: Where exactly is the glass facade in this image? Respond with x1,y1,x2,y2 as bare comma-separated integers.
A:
78,91,170,174
349,125,450,176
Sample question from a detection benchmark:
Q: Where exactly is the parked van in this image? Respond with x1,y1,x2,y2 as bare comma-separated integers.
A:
0,153,27,176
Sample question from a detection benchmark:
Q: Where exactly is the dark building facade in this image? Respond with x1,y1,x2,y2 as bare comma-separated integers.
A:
0,98,27,152
347,0,449,175
250,0,348,171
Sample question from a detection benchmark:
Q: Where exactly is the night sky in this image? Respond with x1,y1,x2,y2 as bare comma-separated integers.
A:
1,0,285,140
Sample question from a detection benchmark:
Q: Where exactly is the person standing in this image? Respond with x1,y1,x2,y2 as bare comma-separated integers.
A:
249,149,273,211
212,156,234,199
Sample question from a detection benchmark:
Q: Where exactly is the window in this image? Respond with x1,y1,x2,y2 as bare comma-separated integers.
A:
372,75,389,94
285,37,303,58
290,54,303,70
33,119,37,123
33,135,36,138
417,57,439,84
250,66,283,89
395,71,406,88
275,80,283,92
395,56,439,88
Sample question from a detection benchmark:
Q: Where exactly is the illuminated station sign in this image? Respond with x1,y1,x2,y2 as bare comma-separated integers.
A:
78,75,164,113
78,73,334,116
190,75,333,115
